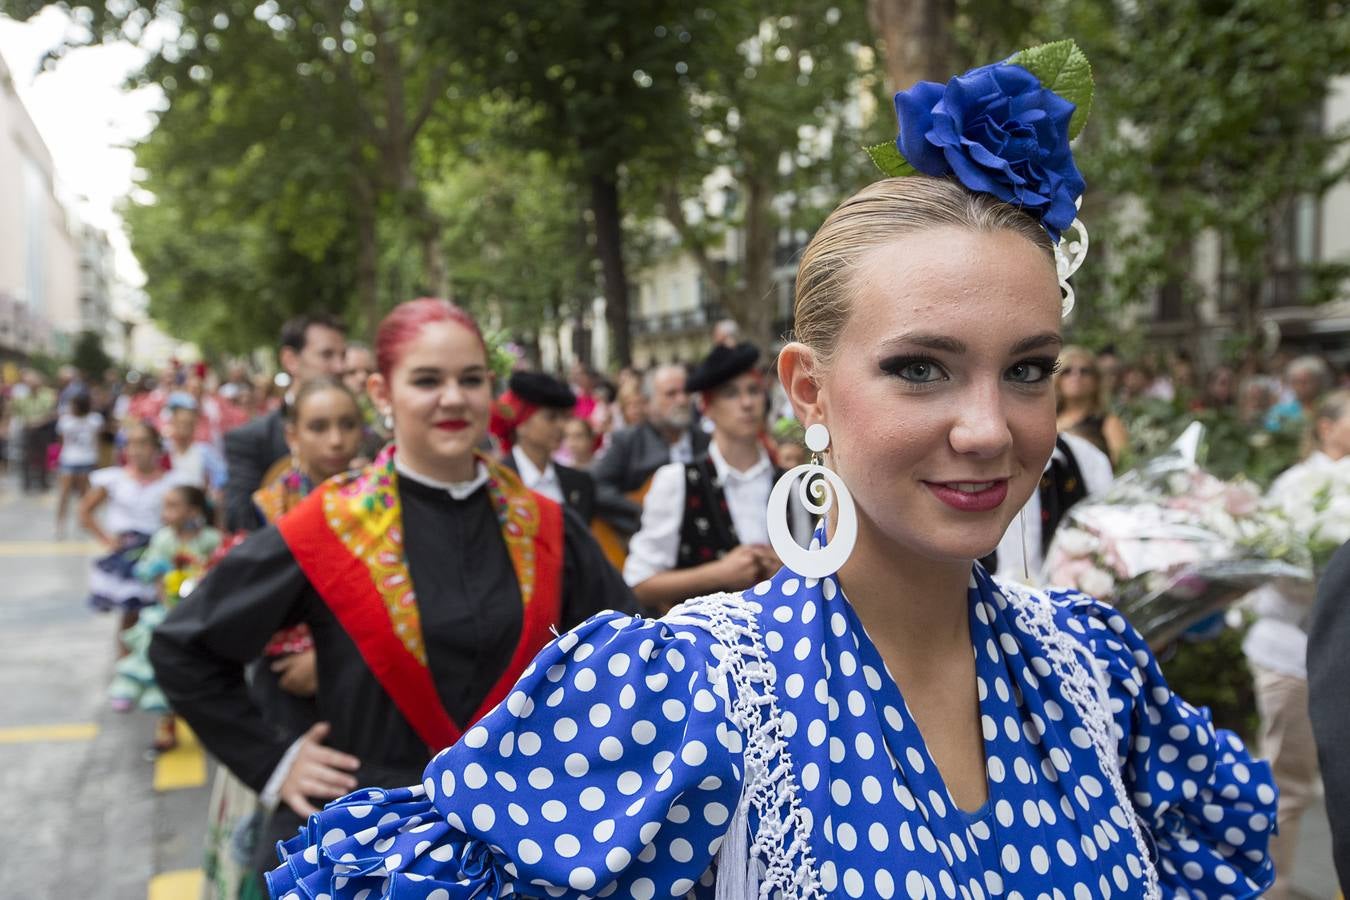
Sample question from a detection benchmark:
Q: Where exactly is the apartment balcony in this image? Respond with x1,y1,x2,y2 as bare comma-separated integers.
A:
632,304,725,337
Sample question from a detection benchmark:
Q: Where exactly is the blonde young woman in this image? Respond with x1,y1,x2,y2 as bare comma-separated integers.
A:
268,44,1273,900
1054,344,1129,464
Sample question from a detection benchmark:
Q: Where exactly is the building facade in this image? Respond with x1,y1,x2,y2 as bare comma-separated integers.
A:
0,52,82,362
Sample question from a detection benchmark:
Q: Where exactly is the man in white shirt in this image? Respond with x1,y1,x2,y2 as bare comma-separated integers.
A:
490,372,596,523
624,343,793,613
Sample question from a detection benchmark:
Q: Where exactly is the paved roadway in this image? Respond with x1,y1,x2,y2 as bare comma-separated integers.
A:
0,483,207,899
0,480,1341,898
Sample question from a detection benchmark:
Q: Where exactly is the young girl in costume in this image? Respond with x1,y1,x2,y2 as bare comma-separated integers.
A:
151,299,636,883
55,392,103,537
265,43,1276,900
108,484,221,748
203,377,366,900
80,420,180,653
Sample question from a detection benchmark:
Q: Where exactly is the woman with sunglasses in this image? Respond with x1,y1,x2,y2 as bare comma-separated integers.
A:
1055,345,1129,465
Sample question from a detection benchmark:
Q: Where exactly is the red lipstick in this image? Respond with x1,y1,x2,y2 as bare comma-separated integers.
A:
923,479,1009,513
435,420,469,432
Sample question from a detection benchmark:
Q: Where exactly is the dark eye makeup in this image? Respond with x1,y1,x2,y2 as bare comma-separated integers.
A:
878,354,1063,386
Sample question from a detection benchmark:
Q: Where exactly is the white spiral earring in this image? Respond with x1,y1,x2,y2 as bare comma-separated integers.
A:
766,423,858,579
1055,198,1090,318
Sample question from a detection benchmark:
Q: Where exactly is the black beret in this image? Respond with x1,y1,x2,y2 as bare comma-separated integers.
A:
509,371,577,409
686,342,761,393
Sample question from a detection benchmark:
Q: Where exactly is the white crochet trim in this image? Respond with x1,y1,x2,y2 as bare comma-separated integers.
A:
667,591,824,900
998,581,1162,900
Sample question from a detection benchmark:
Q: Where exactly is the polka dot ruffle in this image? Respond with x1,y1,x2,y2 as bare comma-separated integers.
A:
268,566,1275,899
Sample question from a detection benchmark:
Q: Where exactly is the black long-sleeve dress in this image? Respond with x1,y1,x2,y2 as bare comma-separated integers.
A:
150,467,637,868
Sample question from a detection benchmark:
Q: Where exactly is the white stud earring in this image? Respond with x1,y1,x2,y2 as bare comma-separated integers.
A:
766,423,857,579
382,411,394,431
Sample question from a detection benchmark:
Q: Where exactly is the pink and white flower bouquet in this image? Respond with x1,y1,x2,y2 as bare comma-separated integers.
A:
1042,424,1312,647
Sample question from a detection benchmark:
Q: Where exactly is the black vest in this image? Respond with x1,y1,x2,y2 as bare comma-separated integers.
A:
675,456,784,569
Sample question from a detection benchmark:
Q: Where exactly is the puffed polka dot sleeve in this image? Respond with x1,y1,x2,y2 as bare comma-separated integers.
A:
267,610,745,900
1052,590,1277,897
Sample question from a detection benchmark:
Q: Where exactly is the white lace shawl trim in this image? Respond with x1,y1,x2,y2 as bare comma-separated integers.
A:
666,583,1161,900
666,591,824,900
998,580,1163,899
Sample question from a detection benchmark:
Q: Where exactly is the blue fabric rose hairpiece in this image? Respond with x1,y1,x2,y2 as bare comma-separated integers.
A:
867,40,1094,314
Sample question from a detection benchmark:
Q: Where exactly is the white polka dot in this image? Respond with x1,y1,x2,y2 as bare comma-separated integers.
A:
462,763,487,790
471,803,495,830
542,800,568,822
528,767,554,789
590,703,612,728
617,771,643,795
553,833,581,858
600,736,624,761
630,719,657,745
517,839,542,864
565,753,589,777
605,845,631,872
554,717,578,742
463,726,489,748
580,786,606,811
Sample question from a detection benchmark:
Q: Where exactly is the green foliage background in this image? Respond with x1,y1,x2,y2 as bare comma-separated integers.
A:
1,0,1346,362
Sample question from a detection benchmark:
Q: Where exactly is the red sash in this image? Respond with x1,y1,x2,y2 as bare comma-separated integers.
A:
277,453,564,751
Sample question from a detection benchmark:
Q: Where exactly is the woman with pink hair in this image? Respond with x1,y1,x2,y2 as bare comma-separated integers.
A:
149,299,635,885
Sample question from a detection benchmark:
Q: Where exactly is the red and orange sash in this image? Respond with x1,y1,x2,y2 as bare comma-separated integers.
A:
276,446,564,751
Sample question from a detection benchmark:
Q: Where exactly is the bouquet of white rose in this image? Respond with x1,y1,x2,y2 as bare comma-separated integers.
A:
1264,454,1350,573
1042,423,1312,648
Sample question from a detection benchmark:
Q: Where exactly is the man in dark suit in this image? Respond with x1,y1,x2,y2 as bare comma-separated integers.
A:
223,314,347,530
491,371,596,524
591,363,709,535
1307,539,1350,893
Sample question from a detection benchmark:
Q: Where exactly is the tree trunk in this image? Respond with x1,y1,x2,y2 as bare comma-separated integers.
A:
726,177,778,352
356,200,380,343
589,171,631,368
419,218,450,300
866,0,956,93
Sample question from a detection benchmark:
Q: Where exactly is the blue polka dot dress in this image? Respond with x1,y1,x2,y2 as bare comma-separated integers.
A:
267,562,1276,899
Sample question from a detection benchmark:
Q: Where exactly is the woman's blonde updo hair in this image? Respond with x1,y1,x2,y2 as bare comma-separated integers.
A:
793,176,1056,369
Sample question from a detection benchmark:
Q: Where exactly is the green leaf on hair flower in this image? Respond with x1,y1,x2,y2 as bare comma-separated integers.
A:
1009,39,1094,140
865,141,918,178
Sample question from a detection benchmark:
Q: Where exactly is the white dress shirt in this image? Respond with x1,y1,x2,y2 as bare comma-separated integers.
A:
511,445,564,504
994,432,1115,585
668,432,694,465
1240,451,1331,679
623,441,774,587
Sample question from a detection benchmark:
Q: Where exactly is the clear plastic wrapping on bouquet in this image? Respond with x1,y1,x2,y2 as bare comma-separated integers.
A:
1042,423,1312,648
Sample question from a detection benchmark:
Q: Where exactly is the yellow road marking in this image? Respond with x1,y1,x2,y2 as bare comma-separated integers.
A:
0,722,99,743
147,868,203,900
0,541,103,556
153,720,206,791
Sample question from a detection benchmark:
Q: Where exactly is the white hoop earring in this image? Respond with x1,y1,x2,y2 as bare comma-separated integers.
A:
766,423,857,579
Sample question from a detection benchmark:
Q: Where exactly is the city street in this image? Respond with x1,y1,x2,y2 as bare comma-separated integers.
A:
0,484,207,899
0,481,1341,899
